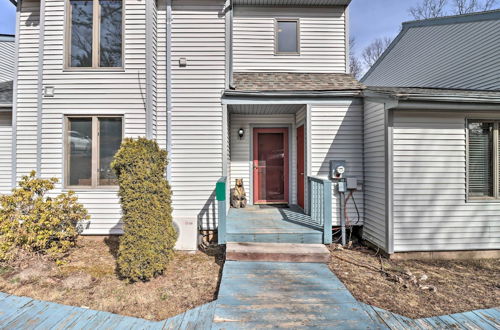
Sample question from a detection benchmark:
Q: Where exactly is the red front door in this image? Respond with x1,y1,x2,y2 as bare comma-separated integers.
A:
253,128,289,204
296,125,305,209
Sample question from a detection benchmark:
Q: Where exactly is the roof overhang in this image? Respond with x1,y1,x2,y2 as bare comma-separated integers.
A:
232,0,351,6
364,88,500,111
222,90,363,104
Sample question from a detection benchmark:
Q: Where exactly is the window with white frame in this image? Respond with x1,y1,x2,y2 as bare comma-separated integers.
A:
275,19,300,54
66,116,123,188
468,120,499,199
68,0,123,68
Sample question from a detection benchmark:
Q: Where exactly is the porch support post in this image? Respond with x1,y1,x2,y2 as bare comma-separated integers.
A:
323,180,332,244
216,177,227,244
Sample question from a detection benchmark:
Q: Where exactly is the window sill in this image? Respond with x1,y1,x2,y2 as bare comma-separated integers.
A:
63,187,119,193
467,198,500,203
63,68,125,73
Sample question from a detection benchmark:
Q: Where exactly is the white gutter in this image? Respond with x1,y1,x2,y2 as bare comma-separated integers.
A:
166,0,173,181
11,0,22,188
36,0,46,176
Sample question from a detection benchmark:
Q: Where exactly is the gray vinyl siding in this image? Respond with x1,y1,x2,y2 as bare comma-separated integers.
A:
170,0,226,248
0,39,15,83
16,0,39,183
0,111,12,194
392,110,500,252
363,19,500,91
362,100,387,250
309,101,364,225
229,113,298,206
233,6,346,73
16,0,154,236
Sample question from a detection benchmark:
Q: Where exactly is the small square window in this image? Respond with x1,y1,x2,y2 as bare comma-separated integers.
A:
276,19,299,54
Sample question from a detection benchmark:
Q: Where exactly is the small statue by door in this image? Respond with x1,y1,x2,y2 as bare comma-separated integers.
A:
231,178,247,208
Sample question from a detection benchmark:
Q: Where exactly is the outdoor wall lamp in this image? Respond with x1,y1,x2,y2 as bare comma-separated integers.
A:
238,128,244,139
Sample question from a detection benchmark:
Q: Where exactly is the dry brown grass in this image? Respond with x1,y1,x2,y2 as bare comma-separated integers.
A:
0,237,224,321
328,244,500,318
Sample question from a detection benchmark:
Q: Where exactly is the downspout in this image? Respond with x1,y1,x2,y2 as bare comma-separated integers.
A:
166,0,173,181
344,4,349,74
11,0,22,188
228,0,234,89
145,0,153,139
36,0,46,177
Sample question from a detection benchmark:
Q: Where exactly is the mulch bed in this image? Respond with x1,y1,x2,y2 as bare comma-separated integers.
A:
0,238,224,321
328,244,500,318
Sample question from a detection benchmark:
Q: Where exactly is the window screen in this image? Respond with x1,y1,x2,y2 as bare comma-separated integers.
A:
276,20,299,54
468,121,494,198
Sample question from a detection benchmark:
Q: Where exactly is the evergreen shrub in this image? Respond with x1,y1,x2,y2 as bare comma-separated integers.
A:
0,171,88,261
111,137,176,282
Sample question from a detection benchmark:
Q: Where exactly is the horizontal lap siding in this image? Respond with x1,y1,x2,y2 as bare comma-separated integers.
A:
16,0,39,183
233,6,346,73
17,0,150,235
0,122,12,194
310,101,364,226
171,0,226,248
0,40,15,83
392,110,500,252
229,114,297,205
362,100,386,250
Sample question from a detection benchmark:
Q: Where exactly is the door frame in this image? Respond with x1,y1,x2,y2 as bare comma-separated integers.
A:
252,127,290,204
296,124,305,209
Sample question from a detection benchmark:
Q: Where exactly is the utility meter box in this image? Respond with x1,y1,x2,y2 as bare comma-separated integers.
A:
329,160,346,179
346,177,358,190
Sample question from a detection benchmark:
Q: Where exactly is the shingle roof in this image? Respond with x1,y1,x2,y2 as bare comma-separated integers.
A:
0,81,13,106
232,72,364,92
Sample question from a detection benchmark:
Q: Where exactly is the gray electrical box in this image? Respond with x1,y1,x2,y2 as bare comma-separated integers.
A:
346,177,358,190
329,160,346,179
337,181,346,193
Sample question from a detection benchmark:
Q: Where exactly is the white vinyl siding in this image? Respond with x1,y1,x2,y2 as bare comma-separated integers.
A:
16,0,153,235
310,101,364,225
233,6,346,73
229,113,298,206
170,0,226,248
392,110,500,252
16,0,40,183
0,39,15,83
362,100,387,250
0,111,12,194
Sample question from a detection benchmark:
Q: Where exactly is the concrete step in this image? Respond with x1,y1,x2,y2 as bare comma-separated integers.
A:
226,242,330,263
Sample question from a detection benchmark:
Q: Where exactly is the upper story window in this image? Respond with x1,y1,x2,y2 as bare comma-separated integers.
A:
468,120,500,200
275,19,300,55
68,0,123,69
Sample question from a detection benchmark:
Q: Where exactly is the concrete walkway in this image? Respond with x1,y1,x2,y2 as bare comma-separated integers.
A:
0,261,499,329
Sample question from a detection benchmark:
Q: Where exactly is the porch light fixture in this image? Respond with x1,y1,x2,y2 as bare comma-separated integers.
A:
238,128,244,139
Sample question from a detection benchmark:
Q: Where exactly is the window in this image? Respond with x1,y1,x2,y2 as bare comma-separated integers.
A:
468,120,500,199
275,19,299,54
68,0,123,68
66,116,123,188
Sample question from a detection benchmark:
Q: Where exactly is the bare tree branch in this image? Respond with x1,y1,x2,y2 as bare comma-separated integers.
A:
361,37,392,69
348,37,363,79
409,0,448,19
452,0,497,14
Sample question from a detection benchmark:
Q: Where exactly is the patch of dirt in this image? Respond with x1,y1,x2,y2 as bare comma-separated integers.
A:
328,244,500,318
0,238,224,321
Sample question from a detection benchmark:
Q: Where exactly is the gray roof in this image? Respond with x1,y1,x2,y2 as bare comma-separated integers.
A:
365,86,500,104
233,0,351,6
233,72,364,92
0,81,13,106
362,10,500,91
0,35,15,84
